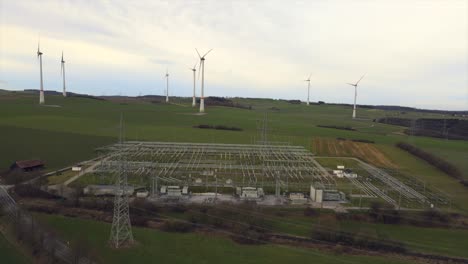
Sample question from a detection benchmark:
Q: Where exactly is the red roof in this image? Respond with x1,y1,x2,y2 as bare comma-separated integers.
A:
14,160,44,169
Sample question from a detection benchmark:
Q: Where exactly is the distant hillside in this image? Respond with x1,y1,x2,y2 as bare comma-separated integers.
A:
23,89,104,101
10,89,468,115
324,102,468,116
377,117,468,140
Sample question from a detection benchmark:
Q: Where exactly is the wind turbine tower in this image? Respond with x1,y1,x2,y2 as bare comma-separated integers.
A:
304,74,311,105
37,42,45,104
346,74,365,119
61,51,67,97
165,69,169,102
189,63,197,107
196,49,213,113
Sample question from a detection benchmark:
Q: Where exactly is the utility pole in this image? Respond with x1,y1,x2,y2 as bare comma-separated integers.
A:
398,188,402,211
109,115,134,248
215,175,218,204
275,170,280,198
359,188,362,209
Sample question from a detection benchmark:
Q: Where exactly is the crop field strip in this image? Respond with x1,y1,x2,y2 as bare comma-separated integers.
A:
313,137,398,168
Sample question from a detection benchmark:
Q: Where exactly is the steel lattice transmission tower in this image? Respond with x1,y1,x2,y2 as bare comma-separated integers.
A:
109,115,134,248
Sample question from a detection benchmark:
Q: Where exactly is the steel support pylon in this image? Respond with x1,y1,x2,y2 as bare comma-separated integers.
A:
109,116,134,248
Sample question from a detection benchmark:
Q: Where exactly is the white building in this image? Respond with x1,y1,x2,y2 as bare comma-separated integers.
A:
83,185,134,196
333,170,344,178
343,169,358,178
289,193,308,204
160,186,189,197
310,185,323,203
237,187,264,199
136,190,149,198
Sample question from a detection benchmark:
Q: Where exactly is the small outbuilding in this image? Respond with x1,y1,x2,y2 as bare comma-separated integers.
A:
236,187,264,199
10,160,45,172
288,192,308,204
160,186,189,197
83,185,134,196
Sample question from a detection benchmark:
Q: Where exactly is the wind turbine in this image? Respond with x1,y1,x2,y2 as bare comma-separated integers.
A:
165,68,169,102
304,73,311,106
37,41,45,104
346,74,365,119
61,51,67,97
189,62,197,107
196,48,213,113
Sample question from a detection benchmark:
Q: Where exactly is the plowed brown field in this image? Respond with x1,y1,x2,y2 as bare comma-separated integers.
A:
312,137,398,169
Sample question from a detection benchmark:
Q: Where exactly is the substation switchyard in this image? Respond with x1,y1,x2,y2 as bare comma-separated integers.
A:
94,141,337,201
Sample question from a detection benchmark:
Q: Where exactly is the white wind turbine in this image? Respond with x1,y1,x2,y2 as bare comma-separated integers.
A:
189,62,197,107
165,68,169,102
37,41,45,104
196,48,213,113
61,51,67,97
346,74,366,119
304,73,311,105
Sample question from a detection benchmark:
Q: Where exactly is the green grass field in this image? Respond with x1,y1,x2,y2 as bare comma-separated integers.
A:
265,211,468,258
160,205,468,259
1,92,467,210
0,232,30,264
35,213,412,264
1,91,468,263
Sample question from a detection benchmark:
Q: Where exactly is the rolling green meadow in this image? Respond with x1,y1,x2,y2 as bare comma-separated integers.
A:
1,91,468,263
35,213,412,264
0,232,30,264
1,91,467,209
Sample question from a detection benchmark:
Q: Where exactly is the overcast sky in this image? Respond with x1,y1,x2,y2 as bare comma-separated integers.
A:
1,0,467,110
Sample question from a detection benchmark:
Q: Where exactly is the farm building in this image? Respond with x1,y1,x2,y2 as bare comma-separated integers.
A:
10,160,45,172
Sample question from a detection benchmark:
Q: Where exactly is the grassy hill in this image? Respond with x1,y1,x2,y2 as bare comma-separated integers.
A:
0,91,467,211
36,213,410,264
0,232,30,264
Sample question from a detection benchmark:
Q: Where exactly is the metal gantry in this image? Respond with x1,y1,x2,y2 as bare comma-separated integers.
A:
96,141,336,193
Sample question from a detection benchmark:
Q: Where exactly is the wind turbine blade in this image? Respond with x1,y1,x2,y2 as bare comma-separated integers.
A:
346,83,356,86
194,62,197,69
308,73,312,79
355,74,366,85
195,48,202,58
203,49,213,57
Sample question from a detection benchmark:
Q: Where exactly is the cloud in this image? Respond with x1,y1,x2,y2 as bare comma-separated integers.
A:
0,0,466,110
148,58,173,65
